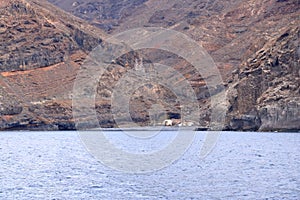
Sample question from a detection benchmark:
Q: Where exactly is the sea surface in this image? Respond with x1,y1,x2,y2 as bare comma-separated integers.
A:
0,131,299,199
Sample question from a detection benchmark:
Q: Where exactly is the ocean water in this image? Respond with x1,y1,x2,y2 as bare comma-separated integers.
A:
0,131,299,199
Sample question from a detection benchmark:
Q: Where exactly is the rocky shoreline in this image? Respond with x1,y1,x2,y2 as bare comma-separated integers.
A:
2,123,299,132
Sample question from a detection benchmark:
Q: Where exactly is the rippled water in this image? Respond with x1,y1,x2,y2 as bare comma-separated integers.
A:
0,131,299,199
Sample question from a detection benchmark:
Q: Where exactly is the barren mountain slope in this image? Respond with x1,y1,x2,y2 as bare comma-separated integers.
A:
0,0,299,130
48,0,299,83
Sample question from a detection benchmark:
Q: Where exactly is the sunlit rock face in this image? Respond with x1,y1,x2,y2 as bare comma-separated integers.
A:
0,0,105,130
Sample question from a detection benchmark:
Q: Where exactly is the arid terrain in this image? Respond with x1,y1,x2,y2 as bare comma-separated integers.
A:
0,0,299,131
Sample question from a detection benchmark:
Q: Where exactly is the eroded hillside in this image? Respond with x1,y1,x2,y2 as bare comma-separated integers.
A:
0,0,106,129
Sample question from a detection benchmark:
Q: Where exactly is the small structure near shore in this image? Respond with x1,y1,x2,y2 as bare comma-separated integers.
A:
163,119,173,126
163,119,195,127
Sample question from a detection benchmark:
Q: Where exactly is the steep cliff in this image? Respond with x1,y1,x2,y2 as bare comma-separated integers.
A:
227,26,299,131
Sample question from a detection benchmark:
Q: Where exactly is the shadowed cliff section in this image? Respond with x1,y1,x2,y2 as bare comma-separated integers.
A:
48,0,148,32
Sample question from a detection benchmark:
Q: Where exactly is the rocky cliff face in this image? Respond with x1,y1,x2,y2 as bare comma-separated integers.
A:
227,26,300,131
